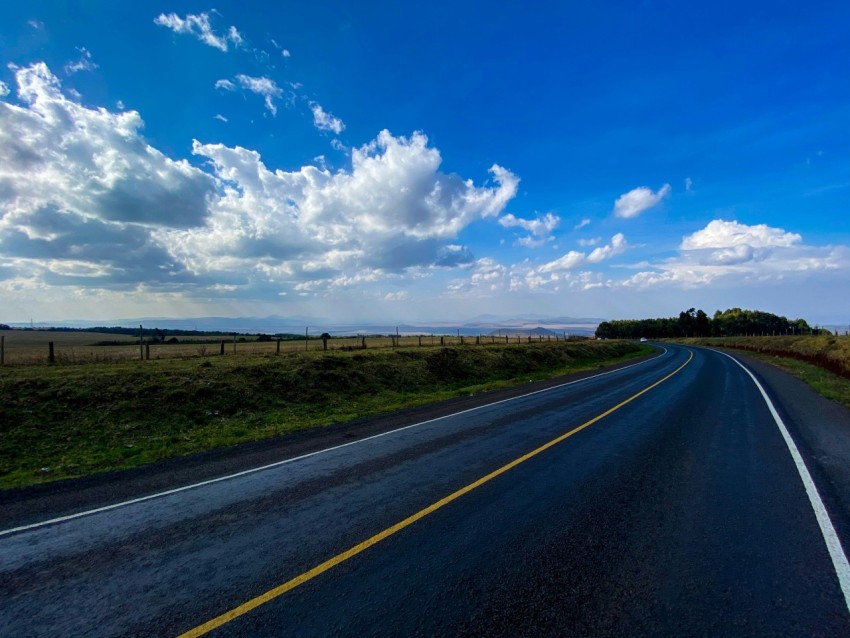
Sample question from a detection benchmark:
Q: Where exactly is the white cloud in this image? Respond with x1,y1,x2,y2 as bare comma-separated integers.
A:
214,113,228,122
235,75,283,115
28,20,44,30
215,78,236,91
311,102,345,134
384,290,409,301
160,129,517,283
578,237,601,247
0,81,8,97
227,26,243,47
153,12,242,52
680,219,801,250
539,234,627,273
0,63,215,287
619,219,844,290
64,47,98,75
0,63,521,304
574,218,591,230
685,177,693,192
587,233,627,263
613,183,671,219
282,49,291,58
538,251,586,273
498,212,559,247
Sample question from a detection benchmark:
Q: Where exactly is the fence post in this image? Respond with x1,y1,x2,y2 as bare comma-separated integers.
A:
139,324,143,360
305,327,309,351
1,335,4,365
362,336,367,349
233,334,237,354
418,335,422,347
145,343,150,360
440,336,444,346
220,340,225,355
276,339,281,354
48,341,55,364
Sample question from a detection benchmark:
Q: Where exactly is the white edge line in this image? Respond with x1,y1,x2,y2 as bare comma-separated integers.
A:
716,348,850,612
1,346,669,538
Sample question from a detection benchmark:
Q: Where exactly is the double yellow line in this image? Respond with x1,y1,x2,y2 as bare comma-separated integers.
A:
179,349,693,637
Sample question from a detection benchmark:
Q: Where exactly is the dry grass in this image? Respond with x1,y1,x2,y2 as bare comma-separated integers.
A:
0,330,572,366
680,335,850,379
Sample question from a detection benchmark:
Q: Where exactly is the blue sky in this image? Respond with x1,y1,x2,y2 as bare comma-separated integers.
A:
1,1,848,324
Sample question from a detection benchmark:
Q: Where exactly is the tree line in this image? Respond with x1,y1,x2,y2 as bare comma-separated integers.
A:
595,308,824,339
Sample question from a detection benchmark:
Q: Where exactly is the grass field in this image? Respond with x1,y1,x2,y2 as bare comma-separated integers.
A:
680,335,850,409
0,339,648,489
0,329,567,365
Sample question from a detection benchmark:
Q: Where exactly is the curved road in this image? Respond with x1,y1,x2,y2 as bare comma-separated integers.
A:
3,344,850,636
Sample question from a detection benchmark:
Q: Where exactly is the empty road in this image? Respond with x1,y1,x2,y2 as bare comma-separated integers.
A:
3,344,850,636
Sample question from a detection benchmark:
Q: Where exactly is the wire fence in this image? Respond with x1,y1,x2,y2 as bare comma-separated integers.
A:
0,329,591,366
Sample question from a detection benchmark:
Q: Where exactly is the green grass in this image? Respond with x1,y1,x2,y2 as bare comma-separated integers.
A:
0,340,649,489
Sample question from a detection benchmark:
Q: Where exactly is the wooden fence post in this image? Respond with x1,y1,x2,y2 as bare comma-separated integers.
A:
145,343,150,360
362,336,367,349
1,335,4,365
48,341,55,364
440,336,444,345
220,340,225,355
418,335,422,347
139,324,144,360
276,339,281,354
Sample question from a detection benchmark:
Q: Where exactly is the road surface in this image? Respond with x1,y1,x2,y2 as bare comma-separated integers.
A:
2,344,850,636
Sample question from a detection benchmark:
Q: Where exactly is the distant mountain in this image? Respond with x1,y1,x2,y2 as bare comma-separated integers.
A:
7,313,601,336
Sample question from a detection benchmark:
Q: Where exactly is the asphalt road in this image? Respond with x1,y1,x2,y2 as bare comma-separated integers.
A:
3,344,850,636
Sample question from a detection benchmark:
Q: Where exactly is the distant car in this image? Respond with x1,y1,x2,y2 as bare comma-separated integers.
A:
640,337,648,342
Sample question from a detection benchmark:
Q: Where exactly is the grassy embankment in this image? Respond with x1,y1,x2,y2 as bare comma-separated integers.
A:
680,336,850,408
0,340,648,489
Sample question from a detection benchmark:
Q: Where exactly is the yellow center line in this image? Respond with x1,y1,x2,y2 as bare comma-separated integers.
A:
178,349,694,638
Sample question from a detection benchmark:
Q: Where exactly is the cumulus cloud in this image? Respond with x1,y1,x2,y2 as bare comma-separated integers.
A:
680,219,801,250
0,63,521,301
0,81,8,97
159,129,518,285
539,234,627,273
0,63,216,286
215,78,236,91
587,233,627,263
499,212,559,247
613,183,671,218
310,102,345,134
64,47,98,75
154,11,242,52
574,218,591,230
447,232,628,296
620,219,845,290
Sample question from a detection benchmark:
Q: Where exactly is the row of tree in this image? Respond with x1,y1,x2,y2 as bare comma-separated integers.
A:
595,308,823,339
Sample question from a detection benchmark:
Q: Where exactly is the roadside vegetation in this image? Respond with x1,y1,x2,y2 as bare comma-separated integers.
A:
597,307,849,410
596,307,825,340
680,336,850,409
0,340,648,489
